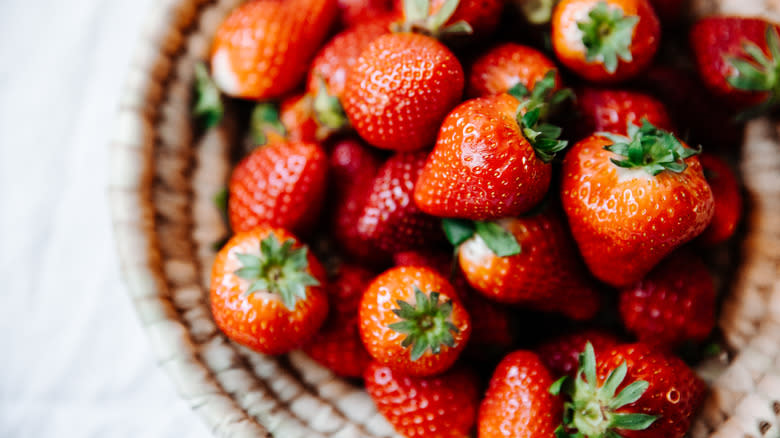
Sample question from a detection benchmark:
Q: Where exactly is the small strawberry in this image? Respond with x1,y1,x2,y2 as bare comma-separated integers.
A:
619,250,715,349
364,362,480,438
577,88,674,136
248,95,321,147
394,0,505,39
358,266,471,376
228,141,328,235
357,151,445,253
551,0,660,82
561,121,714,287
551,342,707,438
210,0,338,99
536,329,621,377
478,350,562,437
338,0,394,28
467,42,562,97
690,17,780,118
698,154,742,245
210,227,328,355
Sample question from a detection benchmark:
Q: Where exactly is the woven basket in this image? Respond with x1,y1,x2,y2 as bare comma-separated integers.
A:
109,1,780,437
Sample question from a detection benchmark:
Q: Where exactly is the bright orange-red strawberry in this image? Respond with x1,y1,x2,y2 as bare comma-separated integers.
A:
394,0,505,39
553,342,707,438
338,0,394,28
303,264,374,377
577,87,674,136
365,362,480,438
478,351,562,437
552,0,660,82
536,329,621,377
228,141,328,235
358,266,471,376
561,122,714,287
210,227,328,355
619,250,715,349
468,43,561,97
357,151,445,253
210,0,338,99
690,17,780,116
698,154,742,245
342,32,464,151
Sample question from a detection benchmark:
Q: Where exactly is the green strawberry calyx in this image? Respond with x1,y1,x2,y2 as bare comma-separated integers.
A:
312,76,349,133
726,24,780,121
577,1,638,74
194,62,224,128
388,285,460,361
601,120,701,176
234,234,320,311
550,342,658,438
250,102,286,146
442,219,521,257
393,0,473,38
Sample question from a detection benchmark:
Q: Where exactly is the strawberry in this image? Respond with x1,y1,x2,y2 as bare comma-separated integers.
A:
303,264,374,377
698,154,742,245
228,141,328,235
357,151,445,253
248,95,321,147
690,17,780,117
342,32,464,151
561,121,714,287
338,0,394,28
394,0,505,39
210,227,328,355
467,43,562,98
414,73,571,220
478,350,562,437
551,0,660,82
358,266,471,376
619,250,715,349
536,329,621,377
552,342,707,438
210,0,338,99
576,87,674,136
364,362,480,437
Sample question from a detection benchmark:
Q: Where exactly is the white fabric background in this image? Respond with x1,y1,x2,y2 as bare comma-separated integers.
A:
0,1,212,436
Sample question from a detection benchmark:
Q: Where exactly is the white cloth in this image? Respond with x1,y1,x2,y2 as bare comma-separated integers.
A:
0,1,212,436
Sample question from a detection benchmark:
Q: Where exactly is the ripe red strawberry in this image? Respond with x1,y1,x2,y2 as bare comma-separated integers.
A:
357,151,445,253
553,342,707,438
337,0,394,28
364,362,480,438
561,122,715,287
577,87,674,136
342,32,464,151
210,227,328,355
358,266,471,376
303,264,374,377
536,329,621,377
551,0,660,82
228,141,328,235
478,351,562,437
394,0,505,39
468,42,561,97
415,74,570,220
698,154,743,245
210,0,338,99
619,250,715,349
690,17,780,116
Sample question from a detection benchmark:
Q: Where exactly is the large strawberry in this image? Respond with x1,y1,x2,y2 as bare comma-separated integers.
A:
551,0,660,82
414,72,571,220
576,87,674,136
358,266,471,376
364,362,480,437
561,121,714,287
210,227,328,355
537,329,621,377
478,350,562,437
698,154,743,245
468,42,562,98
228,141,328,235
210,0,338,99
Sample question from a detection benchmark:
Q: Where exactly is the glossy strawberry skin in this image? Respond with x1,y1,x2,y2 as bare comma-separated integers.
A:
210,227,328,355
365,362,480,438
577,88,674,136
228,141,328,235
357,151,445,254
478,351,562,437
698,154,743,245
343,33,464,151
414,94,551,220
337,0,394,28
561,135,714,287
619,250,715,349
210,0,338,99
468,43,561,97
536,329,621,377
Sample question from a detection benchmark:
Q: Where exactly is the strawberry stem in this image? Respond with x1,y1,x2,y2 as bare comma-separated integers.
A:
194,62,224,128
727,25,780,120
601,120,700,176
441,219,521,257
388,286,460,360
393,0,473,37
250,103,286,146
576,1,638,74
312,76,349,133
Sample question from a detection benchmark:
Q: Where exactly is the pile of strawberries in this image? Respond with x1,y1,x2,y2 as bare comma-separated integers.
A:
195,0,779,435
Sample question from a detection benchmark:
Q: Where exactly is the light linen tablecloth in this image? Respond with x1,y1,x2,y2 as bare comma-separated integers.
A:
0,1,211,436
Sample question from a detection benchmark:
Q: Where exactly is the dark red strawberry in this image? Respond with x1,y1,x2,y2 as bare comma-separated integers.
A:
577,87,674,136
468,42,562,97
337,0,394,28
536,329,621,377
698,154,743,245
